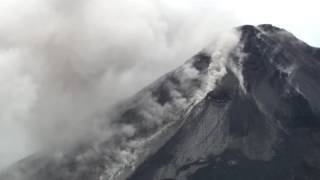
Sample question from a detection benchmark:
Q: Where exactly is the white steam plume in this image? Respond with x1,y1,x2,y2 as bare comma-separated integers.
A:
0,0,237,170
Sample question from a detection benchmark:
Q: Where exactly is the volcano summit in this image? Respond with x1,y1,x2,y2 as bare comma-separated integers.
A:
1,24,320,180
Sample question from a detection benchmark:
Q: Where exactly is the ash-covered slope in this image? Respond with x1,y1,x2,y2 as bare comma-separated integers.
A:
128,24,320,180
0,26,238,180
1,24,320,180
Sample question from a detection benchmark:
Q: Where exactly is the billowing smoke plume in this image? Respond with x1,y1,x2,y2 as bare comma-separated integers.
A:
0,0,237,170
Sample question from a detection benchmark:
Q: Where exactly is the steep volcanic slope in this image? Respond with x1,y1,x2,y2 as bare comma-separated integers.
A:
127,24,320,180
1,24,320,180
0,27,238,180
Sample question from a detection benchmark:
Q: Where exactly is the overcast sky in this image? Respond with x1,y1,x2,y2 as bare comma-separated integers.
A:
217,0,320,46
158,0,320,46
0,0,319,171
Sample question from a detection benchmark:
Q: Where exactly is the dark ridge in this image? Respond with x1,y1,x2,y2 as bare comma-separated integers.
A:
127,25,320,180
314,48,320,59
257,24,283,32
237,25,260,42
2,24,320,180
192,52,212,72
127,71,240,180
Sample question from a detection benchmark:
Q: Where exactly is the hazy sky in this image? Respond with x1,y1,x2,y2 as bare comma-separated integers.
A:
0,0,319,171
160,0,320,46
217,0,320,46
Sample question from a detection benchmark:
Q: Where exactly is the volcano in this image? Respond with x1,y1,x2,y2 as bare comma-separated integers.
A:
1,24,320,180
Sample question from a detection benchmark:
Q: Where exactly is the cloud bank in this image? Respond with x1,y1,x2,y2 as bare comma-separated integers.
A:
0,0,237,170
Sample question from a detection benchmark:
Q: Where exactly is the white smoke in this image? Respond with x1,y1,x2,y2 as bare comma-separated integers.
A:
0,0,237,170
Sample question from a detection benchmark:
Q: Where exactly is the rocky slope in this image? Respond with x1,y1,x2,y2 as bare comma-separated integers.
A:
128,24,320,180
1,24,320,180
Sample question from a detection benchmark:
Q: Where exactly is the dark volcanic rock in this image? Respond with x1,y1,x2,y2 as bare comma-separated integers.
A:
1,24,320,180
128,25,320,180
192,52,212,72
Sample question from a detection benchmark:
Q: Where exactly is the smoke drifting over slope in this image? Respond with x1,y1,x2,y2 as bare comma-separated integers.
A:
0,0,237,169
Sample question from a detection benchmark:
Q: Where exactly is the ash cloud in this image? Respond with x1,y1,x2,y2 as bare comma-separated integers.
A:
0,0,237,170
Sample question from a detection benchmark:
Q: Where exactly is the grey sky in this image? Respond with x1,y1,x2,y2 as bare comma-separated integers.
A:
216,0,320,46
